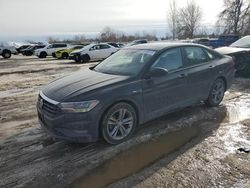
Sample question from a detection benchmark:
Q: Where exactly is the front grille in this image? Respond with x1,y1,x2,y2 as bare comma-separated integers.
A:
38,95,60,115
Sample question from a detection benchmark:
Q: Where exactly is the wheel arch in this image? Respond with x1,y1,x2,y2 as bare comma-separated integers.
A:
83,53,90,59
3,49,11,53
41,51,47,55
216,76,227,90
98,99,140,137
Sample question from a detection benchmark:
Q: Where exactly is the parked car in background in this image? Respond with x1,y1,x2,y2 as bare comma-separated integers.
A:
215,35,250,77
54,45,84,59
107,42,125,48
126,39,148,46
0,43,18,58
69,43,119,63
208,34,240,48
16,44,31,54
21,45,46,56
34,43,68,58
192,38,210,46
37,43,235,144
107,42,120,48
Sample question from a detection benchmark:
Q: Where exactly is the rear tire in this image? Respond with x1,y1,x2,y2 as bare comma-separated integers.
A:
205,78,226,107
2,50,11,59
101,102,137,145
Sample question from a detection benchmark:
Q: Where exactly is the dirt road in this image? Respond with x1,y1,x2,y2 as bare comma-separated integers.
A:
0,56,249,188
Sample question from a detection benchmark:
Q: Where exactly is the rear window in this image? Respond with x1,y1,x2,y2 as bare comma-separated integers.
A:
204,48,223,60
183,46,209,65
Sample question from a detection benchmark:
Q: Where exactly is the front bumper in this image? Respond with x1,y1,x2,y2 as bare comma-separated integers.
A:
69,53,81,62
52,52,56,58
37,93,100,143
34,51,40,56
55,53,62,59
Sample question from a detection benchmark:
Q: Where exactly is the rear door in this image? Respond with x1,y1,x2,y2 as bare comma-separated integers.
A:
182,46,218,102
142,47,189,121
99,44,113,59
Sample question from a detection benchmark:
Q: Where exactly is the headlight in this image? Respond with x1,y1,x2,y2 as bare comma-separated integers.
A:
59,100,99,113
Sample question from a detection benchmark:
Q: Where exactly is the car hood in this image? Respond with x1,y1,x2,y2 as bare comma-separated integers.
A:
215,46,250,55
42,68,129,102
71,49,84,54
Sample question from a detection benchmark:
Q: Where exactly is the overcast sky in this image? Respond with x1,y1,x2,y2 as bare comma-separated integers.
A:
0,0,224,40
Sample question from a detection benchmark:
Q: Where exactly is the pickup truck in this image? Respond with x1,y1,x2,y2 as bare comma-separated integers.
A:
0,43,18,59
208,35,240,48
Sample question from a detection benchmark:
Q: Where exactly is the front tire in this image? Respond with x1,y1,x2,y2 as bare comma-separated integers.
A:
2,50,11,59
101,103,137,145
61,52,68,59
205,78,226,107
81,54,90,63
39,52,47,58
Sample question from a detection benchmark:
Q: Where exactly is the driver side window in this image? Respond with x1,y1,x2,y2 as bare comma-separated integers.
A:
152,48,183,71
89,45,100,51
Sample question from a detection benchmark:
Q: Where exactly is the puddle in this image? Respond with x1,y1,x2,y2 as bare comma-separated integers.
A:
218,96,250,155
225,96,250,123
71,126,199,188
218,123,250,154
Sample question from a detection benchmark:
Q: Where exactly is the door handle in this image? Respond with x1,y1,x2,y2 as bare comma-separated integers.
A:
179,73,187,78
209,65,215,68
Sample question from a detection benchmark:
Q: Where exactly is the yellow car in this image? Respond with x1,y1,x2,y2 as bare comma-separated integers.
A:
54,45,84,59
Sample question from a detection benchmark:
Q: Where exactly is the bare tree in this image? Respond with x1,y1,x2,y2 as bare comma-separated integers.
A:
218,0,250,34
176,0,202,39
99,26,119,42
168,0,178,39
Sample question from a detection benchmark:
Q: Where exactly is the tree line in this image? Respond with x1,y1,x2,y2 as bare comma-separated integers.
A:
48,0,250,43
168,0,250,39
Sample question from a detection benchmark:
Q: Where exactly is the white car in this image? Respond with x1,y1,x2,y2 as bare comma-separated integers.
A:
0,43,18,59
69,43,119,63
34,43,69,58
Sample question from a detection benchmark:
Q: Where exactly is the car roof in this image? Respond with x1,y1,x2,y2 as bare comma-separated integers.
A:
125,42,204,51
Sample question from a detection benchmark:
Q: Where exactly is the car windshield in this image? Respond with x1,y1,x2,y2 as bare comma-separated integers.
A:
94,49,155,76
230,36,250,48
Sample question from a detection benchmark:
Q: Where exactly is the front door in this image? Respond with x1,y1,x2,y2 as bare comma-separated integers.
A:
142,47,188,121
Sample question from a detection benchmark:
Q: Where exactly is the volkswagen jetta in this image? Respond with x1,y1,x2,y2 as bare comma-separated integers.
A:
37,43,235,144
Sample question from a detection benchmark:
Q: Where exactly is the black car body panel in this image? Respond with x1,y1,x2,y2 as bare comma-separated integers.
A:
38,43,235,143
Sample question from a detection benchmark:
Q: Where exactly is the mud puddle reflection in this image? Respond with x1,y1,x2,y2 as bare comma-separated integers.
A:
72,126,199,188
225,96,250,123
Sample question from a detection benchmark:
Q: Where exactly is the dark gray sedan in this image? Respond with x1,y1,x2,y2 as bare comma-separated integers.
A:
37,43,235,144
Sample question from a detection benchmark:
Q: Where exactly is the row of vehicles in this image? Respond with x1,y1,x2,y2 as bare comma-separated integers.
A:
32,43,120,63
190,34,240,48
32,40,147,63
1,37,249,78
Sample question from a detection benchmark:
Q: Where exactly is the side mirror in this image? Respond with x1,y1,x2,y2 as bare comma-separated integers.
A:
149,67,168,77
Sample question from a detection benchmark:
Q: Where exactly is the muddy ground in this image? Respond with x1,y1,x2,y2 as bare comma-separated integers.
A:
0,55,249,188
